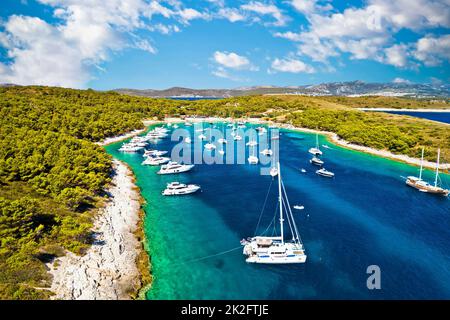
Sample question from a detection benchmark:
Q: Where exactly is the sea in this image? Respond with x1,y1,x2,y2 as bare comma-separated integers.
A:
374,110,450,124
105,122,450,300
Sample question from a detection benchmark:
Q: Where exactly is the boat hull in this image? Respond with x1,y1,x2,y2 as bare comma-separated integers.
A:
406,180,449,196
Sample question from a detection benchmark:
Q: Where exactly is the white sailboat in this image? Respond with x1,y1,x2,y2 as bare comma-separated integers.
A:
241,162,307,264
406,148,449,196
308,133,322,156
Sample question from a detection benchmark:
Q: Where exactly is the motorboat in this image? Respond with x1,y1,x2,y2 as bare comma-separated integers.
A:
316,168,334,178
246,140,258,147
144,150,168,157
310,157,324,166
260,149,273,156
162,182,201,196
141,156,170,165
204,143,216,150
157,162,195,174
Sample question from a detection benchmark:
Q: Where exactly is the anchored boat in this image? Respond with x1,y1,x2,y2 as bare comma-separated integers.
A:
157,161,194,174
308,133,323,156
241,162,307,264
162,182,201,196
406,148,449,196
316,168,334,178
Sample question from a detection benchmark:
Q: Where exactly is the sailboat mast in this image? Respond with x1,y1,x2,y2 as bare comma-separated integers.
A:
277,162,284,244
419,147,424,180
435,148,440,187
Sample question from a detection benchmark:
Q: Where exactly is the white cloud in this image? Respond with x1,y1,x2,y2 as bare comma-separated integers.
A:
211,66,243,81
0,0,212,87
218,8,246,22
413,34,450,66
241,1,288,26
392,77,412,84
0,15,90,87
276,0,450,69
148,23,180,34
213,51,258,70
383,44,410,67
270,58,315,73
134,39,157,54
177,8,210,24
290,0,332,15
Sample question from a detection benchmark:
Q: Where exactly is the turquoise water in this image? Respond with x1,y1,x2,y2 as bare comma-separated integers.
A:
105,123,450,299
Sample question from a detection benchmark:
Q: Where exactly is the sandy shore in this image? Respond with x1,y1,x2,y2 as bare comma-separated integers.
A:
96,129,145,146
182,116,449,170
47,160,145,300
96,120,163,147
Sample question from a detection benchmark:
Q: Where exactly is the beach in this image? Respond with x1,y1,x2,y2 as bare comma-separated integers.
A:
47,159,146,300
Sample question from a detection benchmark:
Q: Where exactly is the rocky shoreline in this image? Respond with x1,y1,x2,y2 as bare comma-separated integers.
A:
47,159,147,300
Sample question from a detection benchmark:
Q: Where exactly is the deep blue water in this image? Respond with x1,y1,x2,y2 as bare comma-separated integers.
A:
383,111,450,124
106,123,450,299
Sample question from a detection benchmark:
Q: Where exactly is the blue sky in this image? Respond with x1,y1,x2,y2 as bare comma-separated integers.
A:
0,0,449,89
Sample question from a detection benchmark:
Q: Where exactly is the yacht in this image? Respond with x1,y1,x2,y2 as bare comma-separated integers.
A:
233,135,242,141
141,156,170,166
119,144,144,153
241,162,307,264
316,168,334,178
270,167,278,177
308,133,322,156
246,140,258,147
406,148,449,196
218,149,225,155
260,149,273,156
293,205,305,210
157,162,195,174
185,137,192,144
144,150,168,157
204,143,216,150
162,182,201,196
198,133,207,140
310,156,324,166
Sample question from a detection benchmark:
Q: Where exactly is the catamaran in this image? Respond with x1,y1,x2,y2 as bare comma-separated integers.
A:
406,148,449,196
241,162,307,264
308,133,322,156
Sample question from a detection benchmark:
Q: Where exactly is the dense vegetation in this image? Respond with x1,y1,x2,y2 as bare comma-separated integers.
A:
0,86,448,299
320,96,449,109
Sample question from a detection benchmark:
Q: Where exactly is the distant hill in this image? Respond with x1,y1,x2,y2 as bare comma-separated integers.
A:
114,81,450,98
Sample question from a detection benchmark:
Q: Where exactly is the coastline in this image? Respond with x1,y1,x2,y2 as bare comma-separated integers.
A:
47,159,149,300
357,108,450,113
96,120,163,147
182,116,449,170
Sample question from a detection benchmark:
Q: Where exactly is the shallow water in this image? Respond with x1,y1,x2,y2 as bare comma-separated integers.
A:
105,123,450,299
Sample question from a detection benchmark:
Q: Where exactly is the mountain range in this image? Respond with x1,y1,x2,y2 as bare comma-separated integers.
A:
113,81,450,98
2,81,448,98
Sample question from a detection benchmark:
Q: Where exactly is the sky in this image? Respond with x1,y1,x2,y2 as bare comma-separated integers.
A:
0,0,449,90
